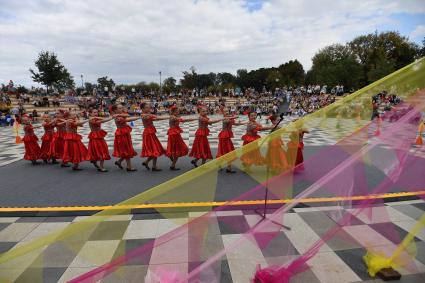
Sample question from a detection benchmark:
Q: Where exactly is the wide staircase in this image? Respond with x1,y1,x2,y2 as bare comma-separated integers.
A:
9,95,79,114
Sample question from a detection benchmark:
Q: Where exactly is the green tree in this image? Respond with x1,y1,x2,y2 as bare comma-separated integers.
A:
420,37,425,57
246,68,269,90
148,82,160,93
97,76,115,91
349,31,419,84
163,77,177,93
217,72,236,86
278,60,305,86
84,82,96,93
16,85,28,93
309,44,362,89
29,51,74,92
367,51,395,82
180,66,198,89
266,69,283,90
236,69,249,89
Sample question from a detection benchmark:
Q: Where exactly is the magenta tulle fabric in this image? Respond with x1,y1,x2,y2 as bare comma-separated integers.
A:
69,93,425,283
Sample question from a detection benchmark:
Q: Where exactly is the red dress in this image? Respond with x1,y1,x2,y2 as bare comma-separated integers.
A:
216,118,235,158
141,115,164,157
166,116,188,157
241,123,264,166
265,128,288,172
63,121,88,164
51,122,66,160
23,124,40,161
87,119,111,161
39,122,55,160
113,117,137,159
287,130,307,170
189,117,212,159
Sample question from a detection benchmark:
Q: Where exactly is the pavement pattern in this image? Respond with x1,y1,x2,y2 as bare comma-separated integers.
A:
0,200,425,282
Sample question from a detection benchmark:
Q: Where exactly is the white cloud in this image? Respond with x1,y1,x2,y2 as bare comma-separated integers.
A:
411,25,425,38
0,0,424,86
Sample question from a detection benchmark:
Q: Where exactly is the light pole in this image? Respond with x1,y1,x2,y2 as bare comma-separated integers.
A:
159,71,162,95
81,74,84,89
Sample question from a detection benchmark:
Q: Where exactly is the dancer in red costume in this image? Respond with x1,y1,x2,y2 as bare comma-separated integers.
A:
51,110,68,167
189,107,222,167
62,111,89,171
265,115,289,173
166,106,197,170
21,115,41,165
287,126,309,172
241,112,274,169
39,114,57,164
111,104,140,172
216,107,244,173
140,103,169,171
87,109,113,172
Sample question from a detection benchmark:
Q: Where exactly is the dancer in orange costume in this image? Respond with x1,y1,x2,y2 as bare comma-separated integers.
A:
87,109,114,172
111,104,140,172
265,115,289,173
62,111,89,171
166,106,197,170
287,126,309,172
189,107,222,167
240,112,274,169
216,107,243,173
140,102,169,171
21,115,41,165
39,114,57,164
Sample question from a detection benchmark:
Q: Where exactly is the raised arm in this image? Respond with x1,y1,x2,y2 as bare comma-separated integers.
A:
180,116,197,122
126,116,140,122
153,115,170,121
55,119,66,126
207,118,223,124
76,120,89,127
98,116,114,124
234,121,248,126
258,125,275,131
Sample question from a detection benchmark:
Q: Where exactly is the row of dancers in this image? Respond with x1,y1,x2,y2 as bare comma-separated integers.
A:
20,103,308,173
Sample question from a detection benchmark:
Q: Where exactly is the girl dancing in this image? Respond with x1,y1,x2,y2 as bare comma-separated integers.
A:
166,106,197,170
140,102,169,171
22,115,41,165
62,111,89,170
189,106,222,167
111,104,139,172
87,109,113,172
216,107,243,173
240,112,274,169
39,114,57,164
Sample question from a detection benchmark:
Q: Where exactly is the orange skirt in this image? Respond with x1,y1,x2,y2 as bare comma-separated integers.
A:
241,135,264,166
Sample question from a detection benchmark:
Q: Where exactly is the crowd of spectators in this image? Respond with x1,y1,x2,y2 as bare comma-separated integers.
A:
285,86,337,116
0,82,351,127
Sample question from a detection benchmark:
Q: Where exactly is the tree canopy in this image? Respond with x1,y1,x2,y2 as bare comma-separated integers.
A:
29,51,74,92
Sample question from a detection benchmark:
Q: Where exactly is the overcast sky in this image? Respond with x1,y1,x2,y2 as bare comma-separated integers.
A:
0,0,424,87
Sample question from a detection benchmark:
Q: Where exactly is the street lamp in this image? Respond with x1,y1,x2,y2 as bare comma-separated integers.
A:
159,71,162,95
81,74,84,89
